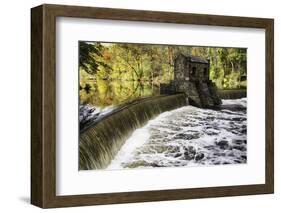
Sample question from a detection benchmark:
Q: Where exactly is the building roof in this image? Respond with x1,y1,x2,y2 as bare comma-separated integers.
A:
189,55,209,64
176,53,209,64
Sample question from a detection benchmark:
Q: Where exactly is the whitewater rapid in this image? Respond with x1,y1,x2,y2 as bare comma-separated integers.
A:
107,98,247,170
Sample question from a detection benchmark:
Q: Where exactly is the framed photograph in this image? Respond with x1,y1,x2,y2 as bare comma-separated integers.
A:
31,4,274,208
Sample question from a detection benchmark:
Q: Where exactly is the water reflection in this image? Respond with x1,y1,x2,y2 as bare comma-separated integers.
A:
80,79,160,108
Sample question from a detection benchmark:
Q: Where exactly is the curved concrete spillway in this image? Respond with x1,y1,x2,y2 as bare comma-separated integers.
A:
79,93,187,170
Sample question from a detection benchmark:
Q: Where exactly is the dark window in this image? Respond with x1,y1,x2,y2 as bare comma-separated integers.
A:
204,68,208,76
191,67,196,77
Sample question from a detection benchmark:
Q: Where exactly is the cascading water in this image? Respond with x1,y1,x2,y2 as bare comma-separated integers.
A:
108,98,247,169
79,93,187,170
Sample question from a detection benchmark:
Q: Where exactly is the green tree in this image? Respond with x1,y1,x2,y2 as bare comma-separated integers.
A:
79,41,110,75
79,42,247,90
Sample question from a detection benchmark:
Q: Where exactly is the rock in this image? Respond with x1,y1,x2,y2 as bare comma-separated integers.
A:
240,128,247,134
231,117,246,122
233,139,244,145
233,145,246,151
174,133,199,140
174,153,182,158
184,146,196,160
241,155,247,160
184,152,194,160
185,146,196,154
195,153,205,161
79,104,100,129
204,145,215,150
216,140,229,149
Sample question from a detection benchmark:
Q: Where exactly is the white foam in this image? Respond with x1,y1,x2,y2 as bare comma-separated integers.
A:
107,98,247,170
107,124,150,169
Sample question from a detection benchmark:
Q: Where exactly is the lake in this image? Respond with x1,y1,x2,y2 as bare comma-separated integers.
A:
80,79,161,108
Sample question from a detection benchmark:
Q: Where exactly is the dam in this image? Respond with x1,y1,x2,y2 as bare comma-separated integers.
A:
79,93,187,170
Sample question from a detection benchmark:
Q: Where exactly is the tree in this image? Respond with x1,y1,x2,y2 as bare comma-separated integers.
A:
79,41,110,75
79,42,247,89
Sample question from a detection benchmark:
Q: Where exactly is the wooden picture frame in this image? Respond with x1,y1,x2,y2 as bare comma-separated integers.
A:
31,4,274,208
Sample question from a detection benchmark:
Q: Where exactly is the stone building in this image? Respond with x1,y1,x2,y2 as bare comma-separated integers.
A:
174,54,210,82
160,54,221,108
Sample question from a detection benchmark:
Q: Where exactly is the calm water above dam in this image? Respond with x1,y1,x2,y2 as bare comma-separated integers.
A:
80,79,160,108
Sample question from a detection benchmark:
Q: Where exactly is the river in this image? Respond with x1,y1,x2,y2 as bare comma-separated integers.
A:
107,98,247,169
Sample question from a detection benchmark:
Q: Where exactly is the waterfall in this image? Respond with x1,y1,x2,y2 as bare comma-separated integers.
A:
79,93,187,170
